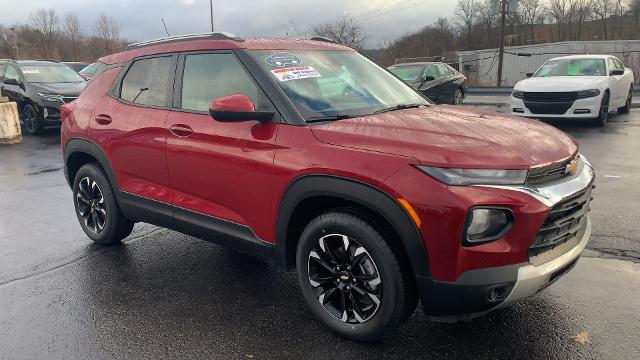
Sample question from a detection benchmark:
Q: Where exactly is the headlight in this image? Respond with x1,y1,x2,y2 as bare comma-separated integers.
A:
576,89,600,99
465,208,514,244
37,93,64,102
511,90,524,99
416,166,527,185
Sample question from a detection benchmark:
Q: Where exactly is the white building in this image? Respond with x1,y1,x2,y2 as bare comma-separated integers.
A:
458,40,640,87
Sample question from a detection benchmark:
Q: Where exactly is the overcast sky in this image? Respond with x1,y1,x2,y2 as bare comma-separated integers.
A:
0,0,457,48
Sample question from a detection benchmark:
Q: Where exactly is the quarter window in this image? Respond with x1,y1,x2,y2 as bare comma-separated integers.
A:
4,65,20,82
180,53,265,112
120,56,174,107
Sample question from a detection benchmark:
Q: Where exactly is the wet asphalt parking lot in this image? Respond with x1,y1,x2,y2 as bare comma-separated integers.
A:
1,108,639,359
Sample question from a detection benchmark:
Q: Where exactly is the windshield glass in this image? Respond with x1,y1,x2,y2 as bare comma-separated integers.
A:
20,65,86,83
250,50,428,120
534,58,606,77
388,65,425,82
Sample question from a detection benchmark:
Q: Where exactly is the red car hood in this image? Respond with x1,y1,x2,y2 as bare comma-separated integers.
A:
311,105,578,168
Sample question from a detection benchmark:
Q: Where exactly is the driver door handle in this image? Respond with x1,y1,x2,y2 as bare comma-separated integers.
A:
94,114,112,125
170,124,193,137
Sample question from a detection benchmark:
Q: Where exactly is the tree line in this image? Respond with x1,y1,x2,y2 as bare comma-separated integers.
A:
0,9,124,62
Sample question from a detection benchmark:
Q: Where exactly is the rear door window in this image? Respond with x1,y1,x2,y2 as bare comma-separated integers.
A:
180,53,269,112
120,56,175,107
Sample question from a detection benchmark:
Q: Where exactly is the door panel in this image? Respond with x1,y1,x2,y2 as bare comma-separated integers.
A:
88,55,176,204
166,51,279,241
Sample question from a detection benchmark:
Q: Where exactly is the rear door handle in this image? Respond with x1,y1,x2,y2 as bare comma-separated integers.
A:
170,124,193,137
94,114,112,125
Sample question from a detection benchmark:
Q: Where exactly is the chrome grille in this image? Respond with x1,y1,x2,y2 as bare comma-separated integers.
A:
529,184,593,261
62,96,77,103
527,157,580,186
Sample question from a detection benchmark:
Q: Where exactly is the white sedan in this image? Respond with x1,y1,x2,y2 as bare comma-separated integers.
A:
511,55,634,126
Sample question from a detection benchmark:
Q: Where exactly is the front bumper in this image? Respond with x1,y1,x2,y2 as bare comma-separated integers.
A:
510,95,602,119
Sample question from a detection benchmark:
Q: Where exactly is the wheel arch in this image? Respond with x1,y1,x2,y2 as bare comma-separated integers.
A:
63,138,119,192
275,174,431,279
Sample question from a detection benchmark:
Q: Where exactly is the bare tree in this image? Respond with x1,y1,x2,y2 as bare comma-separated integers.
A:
519,0,544,43
593,0,614,39
312,16,367,49
29,8,59,58
64,13,82,61
631,0,640,38
477,0,497,48
454,0,480,50
547,0,571,41
95,13,121,54
569,0,594,40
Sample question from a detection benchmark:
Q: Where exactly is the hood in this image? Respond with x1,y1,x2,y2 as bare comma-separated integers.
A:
515,76,607,92
311,105,577,168
31,82,86,96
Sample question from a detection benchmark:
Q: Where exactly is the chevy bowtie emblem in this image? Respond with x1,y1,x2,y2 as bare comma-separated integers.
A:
565,159,578,175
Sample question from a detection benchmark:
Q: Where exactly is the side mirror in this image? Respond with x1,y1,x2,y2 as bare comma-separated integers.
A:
208,94,274,123
2,78,20,86
525,72,534,78
609,69,624,76
424,75,435,82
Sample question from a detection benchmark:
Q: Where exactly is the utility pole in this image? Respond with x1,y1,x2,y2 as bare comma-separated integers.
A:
496,0,507,87
10,27,18,59
209,0,214,32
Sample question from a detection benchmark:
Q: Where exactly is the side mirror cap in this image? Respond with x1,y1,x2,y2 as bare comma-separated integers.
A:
609,69,624,76
2,78,20,86
424,75,435,82
208,93,274,123
525,72,534,78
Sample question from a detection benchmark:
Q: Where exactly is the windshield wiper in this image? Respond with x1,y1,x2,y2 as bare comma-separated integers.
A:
306,114,355,123
373,103,424,115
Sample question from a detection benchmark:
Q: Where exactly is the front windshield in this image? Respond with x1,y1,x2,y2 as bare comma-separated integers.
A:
388,65,425,82
20,65,86,83
534,58,606,77
250,50,428,120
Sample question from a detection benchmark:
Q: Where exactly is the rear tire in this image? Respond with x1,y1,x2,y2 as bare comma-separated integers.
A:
296,211,417,341
594,91,610,127
73,163,133,245
22,104,44,135
618,87,632,114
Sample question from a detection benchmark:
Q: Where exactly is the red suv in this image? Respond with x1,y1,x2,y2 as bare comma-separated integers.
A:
61,33,595,341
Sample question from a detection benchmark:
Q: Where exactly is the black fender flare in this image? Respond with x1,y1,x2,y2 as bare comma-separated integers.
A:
63,138,119,191
275,174,431,278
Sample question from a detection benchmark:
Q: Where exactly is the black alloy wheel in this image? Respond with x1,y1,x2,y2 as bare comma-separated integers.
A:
453,88,464,105
594,92,609,127
618,87,632,114
76,176,107,234
307,233,382,324
22,104,43,135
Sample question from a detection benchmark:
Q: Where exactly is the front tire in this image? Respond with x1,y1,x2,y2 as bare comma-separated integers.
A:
618,86,632,114
73,163,133,245
22,104,44,135
452,88,464,105
594,91,610,127
296,211,416,341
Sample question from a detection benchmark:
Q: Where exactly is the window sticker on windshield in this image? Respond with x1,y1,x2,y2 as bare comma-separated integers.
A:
21,67,40,74
265,52,302,67
271,66,321,82
567,62,580,76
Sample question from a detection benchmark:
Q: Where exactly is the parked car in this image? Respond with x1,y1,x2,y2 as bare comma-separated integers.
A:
0,59,86,134
63,61,90,73
511,55,634,126
61,33,595,341
388,62,467,104
78,62,100,80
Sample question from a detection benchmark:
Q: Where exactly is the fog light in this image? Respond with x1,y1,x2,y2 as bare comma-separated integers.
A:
513,108,525,113
574,109,590,114
43,108,48,119
464,208,513,245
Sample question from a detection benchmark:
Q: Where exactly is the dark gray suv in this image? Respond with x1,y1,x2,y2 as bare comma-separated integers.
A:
0,60,86,134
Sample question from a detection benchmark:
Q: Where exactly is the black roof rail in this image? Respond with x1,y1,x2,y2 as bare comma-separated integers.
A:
127,32,244,49
310,36,339,44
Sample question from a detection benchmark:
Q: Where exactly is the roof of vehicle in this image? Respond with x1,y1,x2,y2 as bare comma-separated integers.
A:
388,62,443,67
549,54,616,60
99,33,353,65
15,60,63,66
62,61,89,65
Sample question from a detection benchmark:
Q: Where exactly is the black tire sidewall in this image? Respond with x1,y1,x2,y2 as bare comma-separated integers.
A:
22,104,43,135
595,93,609,126
72,163,124,245
295,212,404,341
